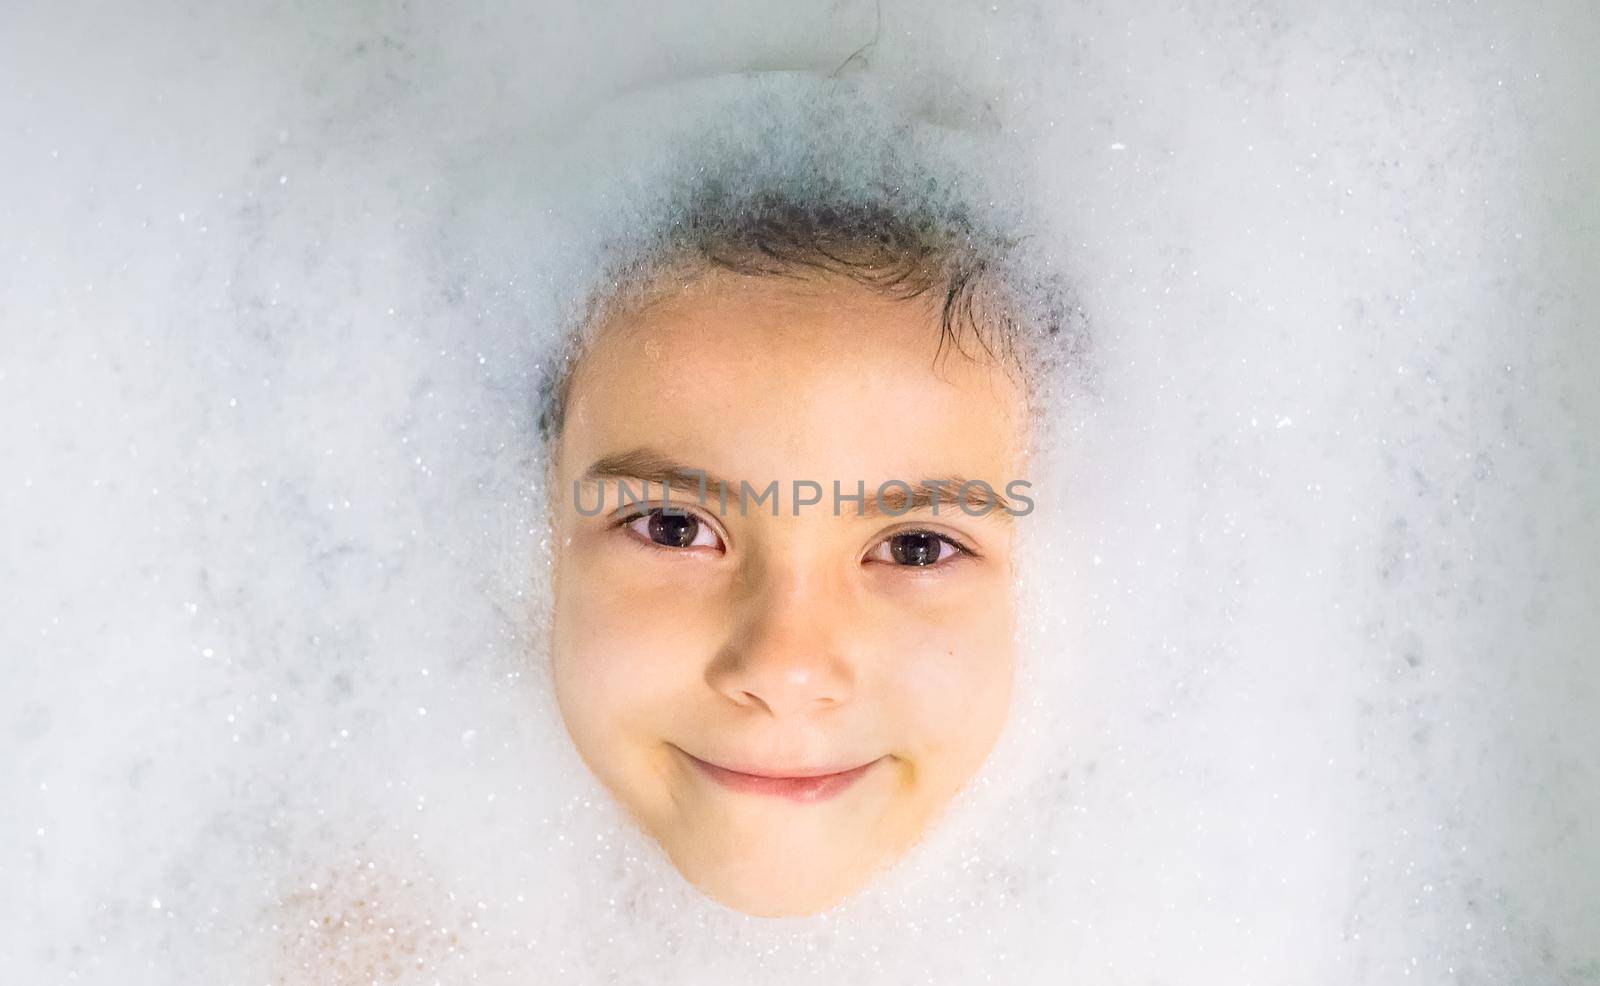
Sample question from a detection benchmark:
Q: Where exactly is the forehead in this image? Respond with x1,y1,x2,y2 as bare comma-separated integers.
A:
558,273,1028,484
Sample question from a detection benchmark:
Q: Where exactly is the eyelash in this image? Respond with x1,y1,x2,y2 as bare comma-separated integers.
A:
609,508,977,567
611,506,727,554
867,526,977,568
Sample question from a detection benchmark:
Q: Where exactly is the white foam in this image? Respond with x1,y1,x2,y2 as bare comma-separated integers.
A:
2,1,1595,983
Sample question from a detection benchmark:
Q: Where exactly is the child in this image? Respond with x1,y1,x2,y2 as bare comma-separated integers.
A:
276,84,1073,983
542,177,1061,917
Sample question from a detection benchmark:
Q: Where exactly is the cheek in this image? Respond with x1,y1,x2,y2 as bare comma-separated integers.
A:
880,587,1016,760
551,555,720,741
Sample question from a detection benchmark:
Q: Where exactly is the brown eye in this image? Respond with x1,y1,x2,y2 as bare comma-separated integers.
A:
624,508,723,551
868,530,968,567
890,531,944,566
649,509,698,548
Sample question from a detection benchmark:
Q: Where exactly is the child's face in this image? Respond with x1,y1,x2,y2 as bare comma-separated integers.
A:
548,271,1028,917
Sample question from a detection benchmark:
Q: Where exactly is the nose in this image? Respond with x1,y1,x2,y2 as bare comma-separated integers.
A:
707,562,858,718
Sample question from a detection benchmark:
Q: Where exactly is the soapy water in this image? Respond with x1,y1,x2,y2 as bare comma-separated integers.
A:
2,1,1596,983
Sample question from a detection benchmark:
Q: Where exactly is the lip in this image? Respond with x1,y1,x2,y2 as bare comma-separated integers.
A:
678,749,882,803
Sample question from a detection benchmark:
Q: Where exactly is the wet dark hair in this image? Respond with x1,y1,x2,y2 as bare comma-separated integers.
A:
534,178,1075,443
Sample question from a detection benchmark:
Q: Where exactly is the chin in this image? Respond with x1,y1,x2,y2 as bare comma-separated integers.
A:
698,875,859,919
668,842,880,918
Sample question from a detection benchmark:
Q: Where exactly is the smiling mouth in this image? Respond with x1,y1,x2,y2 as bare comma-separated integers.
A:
678,749,882,803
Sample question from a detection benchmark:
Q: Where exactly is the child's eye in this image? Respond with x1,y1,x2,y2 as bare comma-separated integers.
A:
866,530,973,568
619,507,725,552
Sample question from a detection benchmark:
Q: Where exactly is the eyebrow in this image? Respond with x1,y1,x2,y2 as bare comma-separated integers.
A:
581,446,1015,519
